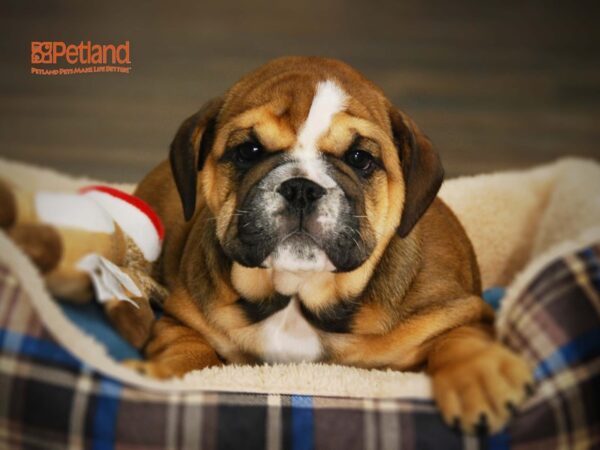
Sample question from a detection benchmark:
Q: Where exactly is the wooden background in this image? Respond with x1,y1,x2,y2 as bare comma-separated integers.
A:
1,0,599,182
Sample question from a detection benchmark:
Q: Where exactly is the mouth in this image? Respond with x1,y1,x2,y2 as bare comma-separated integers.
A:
262,230,335,273
279,230,322,248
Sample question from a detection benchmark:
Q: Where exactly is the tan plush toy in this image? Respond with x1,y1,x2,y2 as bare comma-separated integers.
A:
0,178,167,348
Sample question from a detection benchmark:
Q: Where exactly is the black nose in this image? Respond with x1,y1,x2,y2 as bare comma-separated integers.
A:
277,177,326,211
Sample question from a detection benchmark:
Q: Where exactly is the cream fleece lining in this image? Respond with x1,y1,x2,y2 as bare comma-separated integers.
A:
0,157,598,399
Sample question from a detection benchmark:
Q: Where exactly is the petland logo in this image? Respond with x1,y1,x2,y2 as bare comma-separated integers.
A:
31,41,132,75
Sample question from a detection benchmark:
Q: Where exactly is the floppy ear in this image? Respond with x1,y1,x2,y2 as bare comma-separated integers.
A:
169,97,223,221
388,107,444,237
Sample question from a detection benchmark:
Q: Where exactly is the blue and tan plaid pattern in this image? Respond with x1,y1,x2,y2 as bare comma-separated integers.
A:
1,243,599,449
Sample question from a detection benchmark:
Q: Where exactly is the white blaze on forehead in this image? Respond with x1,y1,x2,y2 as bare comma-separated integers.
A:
296,79,348,156
258,80,348,275
292,80,348,188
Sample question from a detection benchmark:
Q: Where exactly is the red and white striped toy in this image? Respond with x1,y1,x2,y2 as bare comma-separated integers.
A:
34,185,164,306
79,186,164,262
35,185,163,262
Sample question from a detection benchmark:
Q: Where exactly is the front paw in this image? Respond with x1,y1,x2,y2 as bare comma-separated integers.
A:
123,352,222,379
122,359,176,379
8,224,62,273
432,343,534,434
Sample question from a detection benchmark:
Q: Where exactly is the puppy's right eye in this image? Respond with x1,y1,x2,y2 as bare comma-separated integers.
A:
234,141,265,167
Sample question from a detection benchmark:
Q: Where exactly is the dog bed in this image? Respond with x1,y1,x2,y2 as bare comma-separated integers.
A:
0,157,599,449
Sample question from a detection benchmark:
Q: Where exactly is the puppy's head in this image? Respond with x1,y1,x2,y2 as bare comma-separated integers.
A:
170,57,443,274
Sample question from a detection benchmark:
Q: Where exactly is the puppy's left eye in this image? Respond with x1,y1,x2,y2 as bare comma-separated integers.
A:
344,149,374,174
234,141,265,167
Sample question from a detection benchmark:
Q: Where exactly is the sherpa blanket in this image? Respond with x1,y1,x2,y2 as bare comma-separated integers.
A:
0,157,599,449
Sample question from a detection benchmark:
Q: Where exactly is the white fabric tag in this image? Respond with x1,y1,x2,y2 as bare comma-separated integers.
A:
76,253,142,308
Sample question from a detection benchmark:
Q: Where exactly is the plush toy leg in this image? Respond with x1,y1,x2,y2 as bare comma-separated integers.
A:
6,223,97,302
102,267,167,348
8,224,62,273
105,296,155,349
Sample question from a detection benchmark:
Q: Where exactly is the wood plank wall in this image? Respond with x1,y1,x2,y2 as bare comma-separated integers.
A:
1,1,598,182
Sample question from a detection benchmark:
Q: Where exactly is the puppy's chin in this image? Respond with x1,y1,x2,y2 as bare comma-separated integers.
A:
263,234,336,273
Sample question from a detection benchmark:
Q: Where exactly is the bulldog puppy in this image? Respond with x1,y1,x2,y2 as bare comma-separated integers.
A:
132,56,532,434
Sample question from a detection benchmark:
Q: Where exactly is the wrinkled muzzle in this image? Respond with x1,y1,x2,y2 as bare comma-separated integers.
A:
222,160,376,273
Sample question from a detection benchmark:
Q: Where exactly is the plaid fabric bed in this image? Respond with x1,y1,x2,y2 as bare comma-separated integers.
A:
497,243,600,449
0,243,599,450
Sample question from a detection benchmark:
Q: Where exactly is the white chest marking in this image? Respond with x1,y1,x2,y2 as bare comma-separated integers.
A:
259,297,322,363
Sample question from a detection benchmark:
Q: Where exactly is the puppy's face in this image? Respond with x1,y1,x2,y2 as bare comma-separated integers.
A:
209,80,389,273
170,57,443,276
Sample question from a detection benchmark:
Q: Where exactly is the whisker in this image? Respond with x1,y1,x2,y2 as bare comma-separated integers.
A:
342,224,367,257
